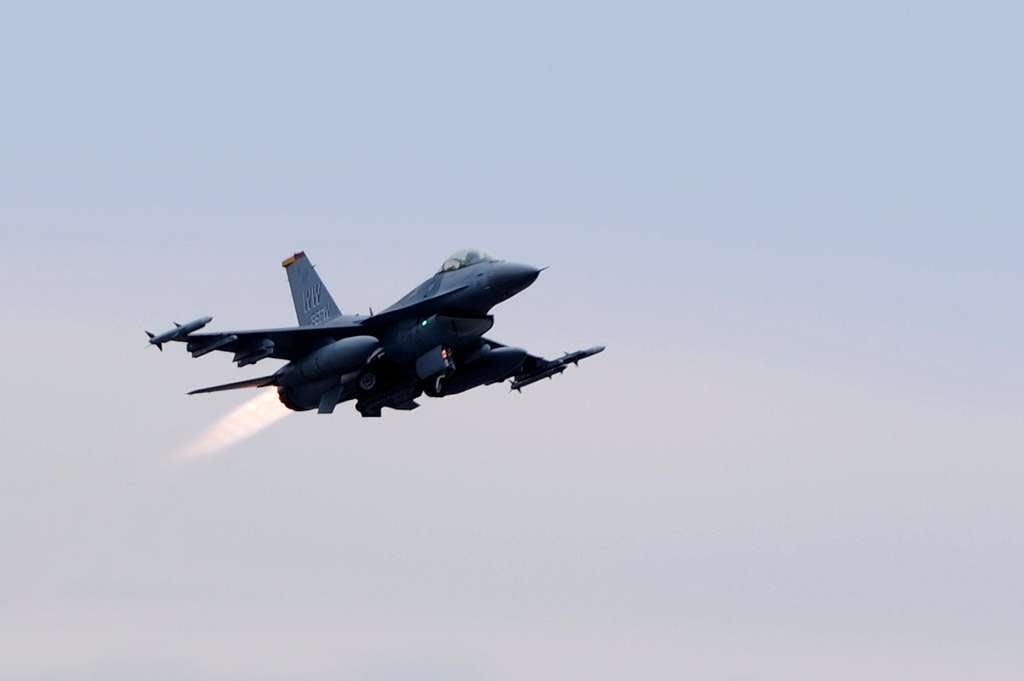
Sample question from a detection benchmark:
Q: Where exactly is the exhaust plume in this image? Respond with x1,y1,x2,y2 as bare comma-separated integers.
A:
177,388,290,459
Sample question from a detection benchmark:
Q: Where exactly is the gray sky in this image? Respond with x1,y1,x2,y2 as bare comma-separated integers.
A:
2,1,1022,679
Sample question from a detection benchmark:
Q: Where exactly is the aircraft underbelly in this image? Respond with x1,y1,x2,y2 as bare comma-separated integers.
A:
383,314,493,363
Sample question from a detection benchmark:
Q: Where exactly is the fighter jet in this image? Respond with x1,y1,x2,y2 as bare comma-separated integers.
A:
147,249,604,417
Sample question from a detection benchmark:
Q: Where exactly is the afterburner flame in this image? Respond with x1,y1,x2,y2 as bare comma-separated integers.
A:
177,388,290,459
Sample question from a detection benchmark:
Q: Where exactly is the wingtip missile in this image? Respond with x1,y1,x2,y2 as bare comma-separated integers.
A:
565,345,605,366
146,316,214,350
509,344,605,391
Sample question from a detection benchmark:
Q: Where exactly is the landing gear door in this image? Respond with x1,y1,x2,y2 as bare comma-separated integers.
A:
415,345,453,379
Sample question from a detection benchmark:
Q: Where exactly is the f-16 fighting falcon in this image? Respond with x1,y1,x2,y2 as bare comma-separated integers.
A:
146,249,604,417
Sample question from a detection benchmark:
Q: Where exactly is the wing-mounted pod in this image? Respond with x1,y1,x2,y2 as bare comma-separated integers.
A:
233,339,275,367
188,334,238,358
276,336,380,386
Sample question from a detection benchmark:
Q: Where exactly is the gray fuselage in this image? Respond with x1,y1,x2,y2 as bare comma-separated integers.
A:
276,259,540,412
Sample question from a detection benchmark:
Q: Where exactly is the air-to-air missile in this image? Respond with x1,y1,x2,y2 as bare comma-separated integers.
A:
145,316,213,351
510,346,605,391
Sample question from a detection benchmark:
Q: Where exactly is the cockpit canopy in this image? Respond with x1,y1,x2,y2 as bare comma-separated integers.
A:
440,248,496,272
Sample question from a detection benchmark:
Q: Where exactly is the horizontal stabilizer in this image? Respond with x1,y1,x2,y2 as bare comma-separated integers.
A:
187,375,277,395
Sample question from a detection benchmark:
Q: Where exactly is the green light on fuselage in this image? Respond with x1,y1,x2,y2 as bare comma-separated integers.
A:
420,319,428,327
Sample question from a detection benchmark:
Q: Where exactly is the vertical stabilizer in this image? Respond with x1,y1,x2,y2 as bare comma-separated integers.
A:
282,251,342,326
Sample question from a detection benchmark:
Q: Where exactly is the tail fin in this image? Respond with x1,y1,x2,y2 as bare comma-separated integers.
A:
281,251,342,326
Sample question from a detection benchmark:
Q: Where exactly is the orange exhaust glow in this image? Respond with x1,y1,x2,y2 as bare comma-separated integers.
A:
177,389,290,459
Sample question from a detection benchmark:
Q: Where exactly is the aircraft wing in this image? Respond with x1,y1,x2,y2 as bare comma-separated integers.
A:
162,286,469,366
169,320,366,363
361,285,470,328
481,337,605,391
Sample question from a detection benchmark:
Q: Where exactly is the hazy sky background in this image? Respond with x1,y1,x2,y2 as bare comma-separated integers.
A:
2,1,1022,679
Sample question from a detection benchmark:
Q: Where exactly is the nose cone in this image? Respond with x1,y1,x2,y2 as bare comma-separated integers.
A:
489,262,541,296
